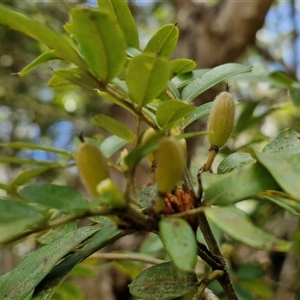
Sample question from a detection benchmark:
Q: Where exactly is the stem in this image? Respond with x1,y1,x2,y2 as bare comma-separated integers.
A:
192,270,224,300
204,146,219,171
90,252,165,265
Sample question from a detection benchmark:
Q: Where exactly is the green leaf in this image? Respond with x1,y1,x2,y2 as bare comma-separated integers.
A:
182,63,251,102
52,68,101,91
126,53,170,106
19,184,89,213
254,150,300,200
159,218,197,271
156,100,195,129
94,114,136,143
202,162,279,205
184,102,212,127
0,3,86,70
0,157,56,165
0,141,73,157
137,184,158,209
125,131,164,168
100,135,128,158
32,217,122,299
66,8,126,82
205,206,290,251
0,226,100,300
269,71,294,88
217,152,256,174
97,0,139,49
171,69,209,89
18,50,60,77
9,166,55,189
257,190,300,216
262,129,300,154
170,59,196,77
290,82,300,107
0,199,45,244
37,222,77,245
234,101,275,135
129,262,198,300
144,24,179,58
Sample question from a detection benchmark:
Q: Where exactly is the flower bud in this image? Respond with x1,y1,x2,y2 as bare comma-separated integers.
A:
156,137,185,194
119,148,129,173
207,91,235,148
142,127,157,166
96,178,127,208
76,142,110,197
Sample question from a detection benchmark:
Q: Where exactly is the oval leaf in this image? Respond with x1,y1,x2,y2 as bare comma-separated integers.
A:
97,0,139,49
254,150,300,200
19,184,89,213
94,114,136,143
126,54,170,107
129,262,198,300
170,58,196,77
182,63,251,102
205,206,290,251
159,218,197,271
156,100,195,129
202,163,279,205
66,8,126,82
144,24,179,58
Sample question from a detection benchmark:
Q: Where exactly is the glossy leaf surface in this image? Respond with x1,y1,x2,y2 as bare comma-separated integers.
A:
126,54,170,106
205,206,290,251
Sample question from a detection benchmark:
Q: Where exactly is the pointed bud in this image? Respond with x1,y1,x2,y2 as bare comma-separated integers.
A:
207,91,235,148
119,148,129,173
76,142,110,197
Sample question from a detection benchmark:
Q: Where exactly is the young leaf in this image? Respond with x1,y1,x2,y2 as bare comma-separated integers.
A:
202,163,279,205
126,53,170,107
94,114,136,143
205,206,290,251
53,68,101,91
19,184,90,213
170,58,196,77
254,150,300,200
0,226,99,300
171,69,209,89
0,4,86,70
159,218,197,271
144,24,179,58
182,63,251,102
66,8,126,82
97,0,139,49
129,262,198,300
156,100,195,130
100,135,128,158
18,50,60,77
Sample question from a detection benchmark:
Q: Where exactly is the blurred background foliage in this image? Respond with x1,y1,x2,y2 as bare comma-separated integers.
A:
1,1,300,299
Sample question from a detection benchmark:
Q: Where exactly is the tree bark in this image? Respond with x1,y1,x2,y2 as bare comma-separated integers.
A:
174,0,274,68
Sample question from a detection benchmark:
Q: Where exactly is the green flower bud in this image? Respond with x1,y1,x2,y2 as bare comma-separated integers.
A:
96,178,127,208
76,142,110,197
207,91,235,148
156,137,185,194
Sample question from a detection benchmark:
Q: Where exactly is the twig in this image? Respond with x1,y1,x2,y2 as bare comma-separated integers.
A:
192,270,224,300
